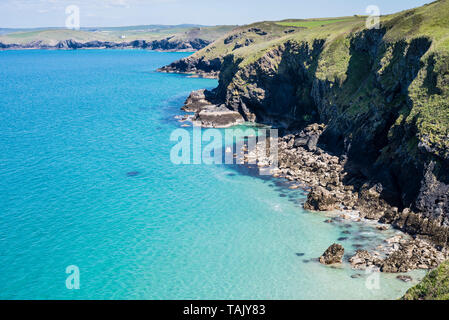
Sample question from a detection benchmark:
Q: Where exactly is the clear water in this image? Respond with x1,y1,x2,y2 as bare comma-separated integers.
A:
0,50,423,300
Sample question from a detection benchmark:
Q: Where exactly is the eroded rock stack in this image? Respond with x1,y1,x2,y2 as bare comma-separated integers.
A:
180,89,245,128
319,244,345,265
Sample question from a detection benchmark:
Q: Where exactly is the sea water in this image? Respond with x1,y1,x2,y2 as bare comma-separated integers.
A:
0,50,424,300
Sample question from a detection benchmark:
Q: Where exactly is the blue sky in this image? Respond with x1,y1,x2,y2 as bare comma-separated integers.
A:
0,0,433,28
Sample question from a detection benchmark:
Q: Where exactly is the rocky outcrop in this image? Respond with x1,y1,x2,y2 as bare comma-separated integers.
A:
349,250,382,270
349,237,449,273
180,89,244,128
380,238,448,273
256,124,365,214
158,56,222,78
304,186,339,212
183,89,214,112
193,105,244,128
319,244,345,265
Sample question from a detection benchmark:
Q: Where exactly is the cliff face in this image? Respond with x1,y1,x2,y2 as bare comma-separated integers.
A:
162,1,449,245
157,22,304,77
218,32,449,244
159,55,223,78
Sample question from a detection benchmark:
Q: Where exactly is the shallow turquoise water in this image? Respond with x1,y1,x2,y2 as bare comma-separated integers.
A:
0,50,423,300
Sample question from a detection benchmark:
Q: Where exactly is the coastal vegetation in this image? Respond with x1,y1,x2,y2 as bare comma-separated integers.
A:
402,260,449,300
276,17,357,28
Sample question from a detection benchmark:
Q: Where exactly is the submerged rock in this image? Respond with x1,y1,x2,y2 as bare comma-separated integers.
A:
349,250,381,270
397,275,413,283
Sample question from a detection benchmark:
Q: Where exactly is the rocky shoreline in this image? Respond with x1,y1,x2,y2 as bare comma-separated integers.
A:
247,123,449,273
157,57,221,79
174,87,449,274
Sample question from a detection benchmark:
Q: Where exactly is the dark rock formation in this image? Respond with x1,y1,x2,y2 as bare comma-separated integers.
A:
158,56,222,78
319,244,345,265
180,89,244,128
182,89,216,112
304,186,339,212
193,105,244,128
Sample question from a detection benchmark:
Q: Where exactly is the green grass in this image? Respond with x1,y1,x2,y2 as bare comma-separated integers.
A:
5,30,42,39
276,18,355,28
402,261,449,300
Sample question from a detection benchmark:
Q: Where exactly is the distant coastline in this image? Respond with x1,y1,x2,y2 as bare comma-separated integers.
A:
0,24,236,52
0,38,210,52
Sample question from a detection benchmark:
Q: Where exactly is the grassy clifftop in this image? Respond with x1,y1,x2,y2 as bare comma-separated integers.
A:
184,15,367,66
188,1,449,63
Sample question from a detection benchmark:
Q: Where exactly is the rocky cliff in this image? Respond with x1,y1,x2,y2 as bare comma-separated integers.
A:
157,23,303,77
162,0,449,246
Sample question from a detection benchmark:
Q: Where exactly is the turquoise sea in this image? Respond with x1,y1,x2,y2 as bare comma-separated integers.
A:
0,50,423,299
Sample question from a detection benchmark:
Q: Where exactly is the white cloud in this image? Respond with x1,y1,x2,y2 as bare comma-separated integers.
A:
104,0,131,8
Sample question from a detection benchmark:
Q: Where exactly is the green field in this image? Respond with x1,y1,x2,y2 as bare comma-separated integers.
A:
276,18,355,28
